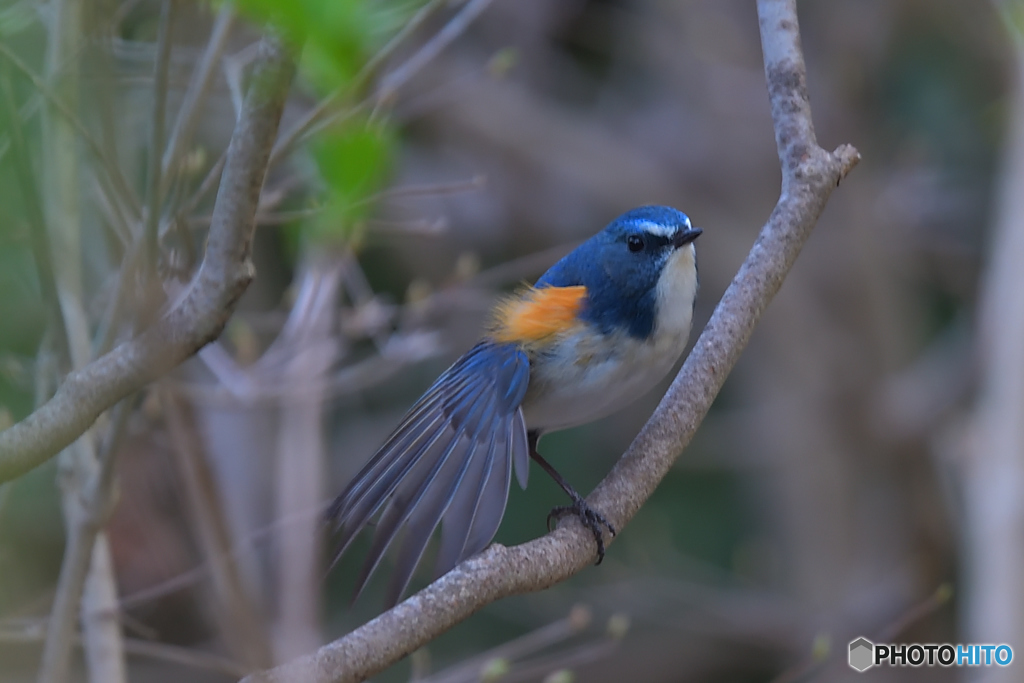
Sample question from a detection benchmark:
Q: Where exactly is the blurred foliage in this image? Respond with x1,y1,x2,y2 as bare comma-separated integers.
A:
998,0,1024,46
234,0,407,251
234,0,376,87
306,121,395,246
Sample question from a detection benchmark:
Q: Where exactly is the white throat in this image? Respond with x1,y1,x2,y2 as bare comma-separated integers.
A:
654,243,698,338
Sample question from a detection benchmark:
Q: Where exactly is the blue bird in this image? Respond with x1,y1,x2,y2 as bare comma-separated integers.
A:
327,205,702,605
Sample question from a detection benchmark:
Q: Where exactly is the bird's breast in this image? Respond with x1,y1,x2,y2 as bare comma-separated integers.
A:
520,316,692,432
521,243,698,432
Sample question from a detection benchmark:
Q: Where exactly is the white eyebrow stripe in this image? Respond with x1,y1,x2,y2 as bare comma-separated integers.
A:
635,218,690,238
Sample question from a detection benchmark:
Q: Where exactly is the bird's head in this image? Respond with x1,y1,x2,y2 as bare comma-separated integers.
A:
597,205,701,286
541,205,701,339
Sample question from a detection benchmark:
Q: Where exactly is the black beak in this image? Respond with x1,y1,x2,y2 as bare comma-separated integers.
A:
673,226,702,248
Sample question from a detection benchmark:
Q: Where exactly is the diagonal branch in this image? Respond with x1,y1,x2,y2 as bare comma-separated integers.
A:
0,36,297,483
242,1,860,682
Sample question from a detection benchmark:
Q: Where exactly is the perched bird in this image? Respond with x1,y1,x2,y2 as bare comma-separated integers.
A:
327,205,702,605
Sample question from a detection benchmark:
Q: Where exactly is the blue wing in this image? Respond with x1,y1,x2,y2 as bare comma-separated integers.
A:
327,341,530,605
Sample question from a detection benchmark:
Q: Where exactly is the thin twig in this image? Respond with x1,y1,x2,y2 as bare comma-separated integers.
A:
362,175,486,204
161,2,236,190
116,498,333,611
418,605,592,683
143,0,177,271
163,390,274,668
0,61,67,353
0,626,250,678
0,91,42,166
179,148,227,218
770,584,952,683
36,1,122,678
0,41,141,222
122,638,252,677
267,0,448,167
272,263,343,658
376,0,496,104
242,1,859,681
39,399,133,683
497,638,620,683
0,37,297,482
875,583,953,643
169,329,441,405
91,175,135,248
189,177,484,227
91,240,144,358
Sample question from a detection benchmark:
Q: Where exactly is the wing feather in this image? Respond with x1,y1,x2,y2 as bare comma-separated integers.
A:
327,342,530,603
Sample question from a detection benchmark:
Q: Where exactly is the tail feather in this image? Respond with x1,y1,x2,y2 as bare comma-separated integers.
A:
355,387,495,603
352,423,468,603
463,413,516,557
433,422,501,579
330,414,450,566
326,341,530,604
328,373,475,524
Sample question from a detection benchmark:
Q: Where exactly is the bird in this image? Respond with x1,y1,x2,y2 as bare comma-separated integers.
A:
326,205,702,606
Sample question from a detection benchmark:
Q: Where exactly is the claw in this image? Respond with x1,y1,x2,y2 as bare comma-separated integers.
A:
547,495,616,564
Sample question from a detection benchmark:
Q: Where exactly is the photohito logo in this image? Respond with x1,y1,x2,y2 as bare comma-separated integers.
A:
848,637,1013,672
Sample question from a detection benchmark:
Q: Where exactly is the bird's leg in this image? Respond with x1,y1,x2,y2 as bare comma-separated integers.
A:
528,431,616,564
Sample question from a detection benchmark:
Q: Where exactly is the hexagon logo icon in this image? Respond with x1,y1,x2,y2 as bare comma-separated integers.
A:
849,637,875,672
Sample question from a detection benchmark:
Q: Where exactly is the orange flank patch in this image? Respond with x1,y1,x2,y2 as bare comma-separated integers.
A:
490,285,588,344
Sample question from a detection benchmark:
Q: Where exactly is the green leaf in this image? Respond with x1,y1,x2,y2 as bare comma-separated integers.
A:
306,121,394,244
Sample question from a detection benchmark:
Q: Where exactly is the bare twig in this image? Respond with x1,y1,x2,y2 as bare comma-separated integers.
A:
0,36,297,483
161,2,236,189
116,497,334,611
362,175,486,204
375,0,496,106
39,399,133,683
0,91,42,163
36,1,129,679
1,624,250,678
180,148,228,218
143,0,177,270
242,2,859,681
79,532,128,683
272,263,343,659
267,0,448,167
770,583,952,683
417,605,592,683
876,583,952,643
122,638,250,678
164,390,274,668
0,61,67,351
0,41,141,222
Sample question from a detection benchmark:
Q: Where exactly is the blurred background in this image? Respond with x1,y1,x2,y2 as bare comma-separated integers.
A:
0,0,1019,681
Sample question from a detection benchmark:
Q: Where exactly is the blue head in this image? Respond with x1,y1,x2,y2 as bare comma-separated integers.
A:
536,205,702,340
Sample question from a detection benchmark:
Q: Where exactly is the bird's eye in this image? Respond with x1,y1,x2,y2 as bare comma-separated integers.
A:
627,235,645,252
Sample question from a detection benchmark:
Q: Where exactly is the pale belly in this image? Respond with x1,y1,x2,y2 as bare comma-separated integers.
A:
520,324,690,432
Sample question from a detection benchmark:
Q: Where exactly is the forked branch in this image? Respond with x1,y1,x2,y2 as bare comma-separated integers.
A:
0,37,296,483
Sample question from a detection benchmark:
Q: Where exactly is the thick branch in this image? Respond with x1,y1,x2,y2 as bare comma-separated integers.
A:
0,37,296,483
244,2,860,682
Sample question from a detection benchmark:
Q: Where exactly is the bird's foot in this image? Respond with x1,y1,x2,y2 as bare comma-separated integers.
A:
547,495,617,564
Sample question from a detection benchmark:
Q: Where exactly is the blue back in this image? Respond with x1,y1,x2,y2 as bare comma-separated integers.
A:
536,206,692,339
